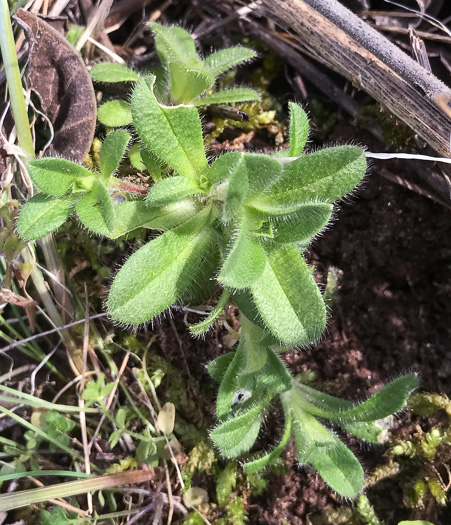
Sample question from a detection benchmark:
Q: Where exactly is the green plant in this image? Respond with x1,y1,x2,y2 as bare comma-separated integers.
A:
17,75,419,497
89,22,259,128
208,318,416,497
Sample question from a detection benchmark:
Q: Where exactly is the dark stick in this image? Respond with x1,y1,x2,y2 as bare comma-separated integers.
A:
258,0,451,159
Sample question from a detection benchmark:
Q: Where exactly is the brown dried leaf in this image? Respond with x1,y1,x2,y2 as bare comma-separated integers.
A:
0,288,37,308
0,288,37,331
14,9,96,162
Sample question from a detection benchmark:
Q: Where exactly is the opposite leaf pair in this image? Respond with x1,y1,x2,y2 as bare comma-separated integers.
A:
90,22,259,128
17,130,130,240
208,317,419,498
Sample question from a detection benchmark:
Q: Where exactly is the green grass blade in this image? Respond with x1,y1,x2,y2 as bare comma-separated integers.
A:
0,469,154,511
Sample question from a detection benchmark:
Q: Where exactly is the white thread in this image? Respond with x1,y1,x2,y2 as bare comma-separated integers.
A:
366,152,451,164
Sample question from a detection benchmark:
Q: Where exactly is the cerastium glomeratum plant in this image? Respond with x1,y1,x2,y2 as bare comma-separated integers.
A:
89,23,260,128
17,24,419,498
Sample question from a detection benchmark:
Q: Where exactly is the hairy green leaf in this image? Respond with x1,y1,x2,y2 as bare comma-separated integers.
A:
193,88,260,106
244,154,283,197
243,411,292,474
180,241,220,304
147,176,204,206
17,194,76,240
131,77,208,179
100,130,131,178
294,381,354,413
108,198,199,239
251,245,326,346
207,352,235,383
288,102,309,157
251,146,366,212
28,158,92,195
211,395,270,458
216,342,246,419
168,62,214,104
207,152,241,186
140,146,163,182
334,373,418,424
90,63,140,83
149,23,213,103
398,522,435,525
306,437,364,498
128,143,146,171
343,419,387,444
223,154,249,222
295,373,418,423
150,22,201,68
258,349,292,394
271,203,333,244
108,206,213,324
76,182,115,235
232,290,266,330
213,412,262,459
240,315,268,373
218,223,266,289
203,47,256,76
97,100,132,127
222,153,282,222
290,401,364,498
292,381,386,443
